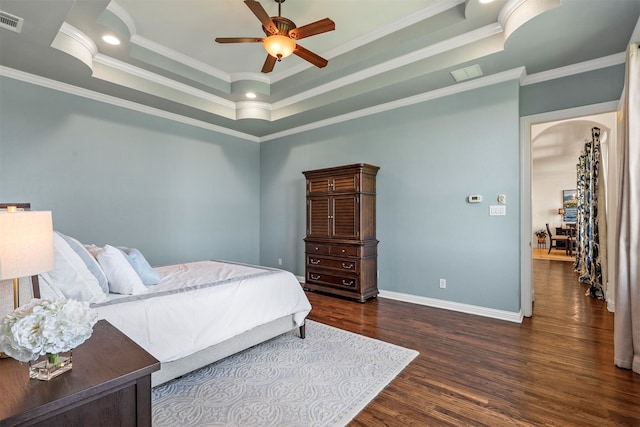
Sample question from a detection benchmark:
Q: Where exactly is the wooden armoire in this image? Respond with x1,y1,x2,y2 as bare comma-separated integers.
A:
303,163,379,302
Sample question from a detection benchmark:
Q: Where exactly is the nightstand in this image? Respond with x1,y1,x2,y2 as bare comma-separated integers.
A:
0,320,160,427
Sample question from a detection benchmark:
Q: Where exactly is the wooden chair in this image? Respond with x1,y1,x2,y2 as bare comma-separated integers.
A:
546,223,570,254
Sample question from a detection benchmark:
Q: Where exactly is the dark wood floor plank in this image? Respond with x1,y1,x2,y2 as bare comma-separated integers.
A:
305,259,640,426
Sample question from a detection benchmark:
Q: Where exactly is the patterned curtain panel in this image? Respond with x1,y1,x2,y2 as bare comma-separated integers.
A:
575,127,605,299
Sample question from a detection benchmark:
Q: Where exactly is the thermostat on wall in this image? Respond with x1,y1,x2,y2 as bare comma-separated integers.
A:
468,195,482,203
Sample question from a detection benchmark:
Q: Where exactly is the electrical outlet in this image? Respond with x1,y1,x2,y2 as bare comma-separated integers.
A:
278,258,282,265
439,279,446,289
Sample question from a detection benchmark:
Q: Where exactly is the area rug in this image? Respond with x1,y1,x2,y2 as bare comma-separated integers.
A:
152,320,418,427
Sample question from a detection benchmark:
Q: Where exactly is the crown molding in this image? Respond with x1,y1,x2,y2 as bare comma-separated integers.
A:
264,67,525,142
521,52,626,86
273,22,504,111
0,43,619,145
106,0,136,36
93,54,235,109
108,0,466,86
270,0,466,83
99,0,499,111
130,34,230,83
0,66,259,143
59,22,98,57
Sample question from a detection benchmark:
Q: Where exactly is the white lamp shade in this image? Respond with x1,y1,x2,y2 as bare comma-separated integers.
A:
0,211,54,280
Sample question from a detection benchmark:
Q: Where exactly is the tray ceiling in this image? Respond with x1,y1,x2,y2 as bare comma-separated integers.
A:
0,0,638,140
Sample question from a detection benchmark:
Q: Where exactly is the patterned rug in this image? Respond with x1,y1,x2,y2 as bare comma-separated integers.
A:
152,320,418,427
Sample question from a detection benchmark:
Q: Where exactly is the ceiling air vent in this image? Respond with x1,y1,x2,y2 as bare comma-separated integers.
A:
0,11,24,33
451,64,483,82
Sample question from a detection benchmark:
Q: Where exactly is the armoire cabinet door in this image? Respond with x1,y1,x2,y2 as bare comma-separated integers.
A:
307,198,330,238
307,173,359,195
332,195,359,239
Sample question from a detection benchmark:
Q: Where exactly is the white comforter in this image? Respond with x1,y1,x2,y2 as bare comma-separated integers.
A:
92,260,311,362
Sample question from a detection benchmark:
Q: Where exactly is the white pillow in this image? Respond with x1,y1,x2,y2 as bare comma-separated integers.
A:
96,245,147,295
117,246,161,285
39,233,108,303
55,232,109,294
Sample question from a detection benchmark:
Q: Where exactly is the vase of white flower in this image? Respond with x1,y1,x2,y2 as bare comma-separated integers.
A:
29,351,74,380
0,298,97,381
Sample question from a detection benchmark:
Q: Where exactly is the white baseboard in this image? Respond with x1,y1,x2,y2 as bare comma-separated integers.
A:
378,290,524,323
299,280,523,323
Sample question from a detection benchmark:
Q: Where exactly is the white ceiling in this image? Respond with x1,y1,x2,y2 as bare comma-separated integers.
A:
0,0,638,139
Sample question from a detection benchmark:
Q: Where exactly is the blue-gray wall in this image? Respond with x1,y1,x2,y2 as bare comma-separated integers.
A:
260,81,522,312
0,77,261,266
520,65,625,116
0,62,625,315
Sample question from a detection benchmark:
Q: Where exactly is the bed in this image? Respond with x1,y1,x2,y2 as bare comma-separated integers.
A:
29,227,311,386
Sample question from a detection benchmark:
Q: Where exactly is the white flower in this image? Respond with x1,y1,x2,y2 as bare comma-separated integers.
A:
0,298,98,362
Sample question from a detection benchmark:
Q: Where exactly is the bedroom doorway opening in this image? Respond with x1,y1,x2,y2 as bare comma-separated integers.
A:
520,103,618,317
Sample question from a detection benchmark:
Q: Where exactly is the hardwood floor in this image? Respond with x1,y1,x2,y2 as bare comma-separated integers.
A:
532,247,574,262
305,260,640,426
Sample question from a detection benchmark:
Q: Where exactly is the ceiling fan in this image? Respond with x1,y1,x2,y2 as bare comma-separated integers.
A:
215,0,335,73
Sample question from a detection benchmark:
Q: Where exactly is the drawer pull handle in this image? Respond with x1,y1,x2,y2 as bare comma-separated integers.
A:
310,274,321,280
342,280,355,287
315,247,319,251
341,249,346,253
341,263,354,269
310,259,321,265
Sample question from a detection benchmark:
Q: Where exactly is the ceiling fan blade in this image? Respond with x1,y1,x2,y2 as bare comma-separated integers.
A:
293,44,328,68
215,37,263,43
261,54,277,73
289,18,335,40
244,0,278,35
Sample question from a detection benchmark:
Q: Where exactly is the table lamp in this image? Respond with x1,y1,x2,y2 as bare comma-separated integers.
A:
558,207,565,226
0,209,54,310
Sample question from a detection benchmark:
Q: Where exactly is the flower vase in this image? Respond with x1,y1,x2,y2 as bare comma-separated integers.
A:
29,351,73,381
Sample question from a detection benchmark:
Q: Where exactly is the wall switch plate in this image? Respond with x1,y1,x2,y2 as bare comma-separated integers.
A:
439,279,446,289
490,205,506,216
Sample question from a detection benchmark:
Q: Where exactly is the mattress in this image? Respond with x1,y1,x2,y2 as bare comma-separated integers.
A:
92,260,311,362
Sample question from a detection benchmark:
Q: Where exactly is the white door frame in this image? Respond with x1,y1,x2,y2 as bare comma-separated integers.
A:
519,100,619,317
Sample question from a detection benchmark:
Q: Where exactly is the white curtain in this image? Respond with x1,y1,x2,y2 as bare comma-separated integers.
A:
614,42,639,374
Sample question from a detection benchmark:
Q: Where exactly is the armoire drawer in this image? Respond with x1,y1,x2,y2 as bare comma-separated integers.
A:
306,270,358,290
329,246,358,257
306,243,359,257
306,255,359,273
305,243,331,255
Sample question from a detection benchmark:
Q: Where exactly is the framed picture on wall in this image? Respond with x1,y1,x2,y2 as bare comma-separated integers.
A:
563,189,577,223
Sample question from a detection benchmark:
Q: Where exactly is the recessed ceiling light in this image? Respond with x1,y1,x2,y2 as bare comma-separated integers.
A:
102,35,121,46
479,0,495,3
246,92,257,99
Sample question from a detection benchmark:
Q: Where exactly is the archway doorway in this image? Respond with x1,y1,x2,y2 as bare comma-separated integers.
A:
520,103,618,317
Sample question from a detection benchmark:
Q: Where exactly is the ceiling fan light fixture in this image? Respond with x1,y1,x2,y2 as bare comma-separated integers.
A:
263,35,295,60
